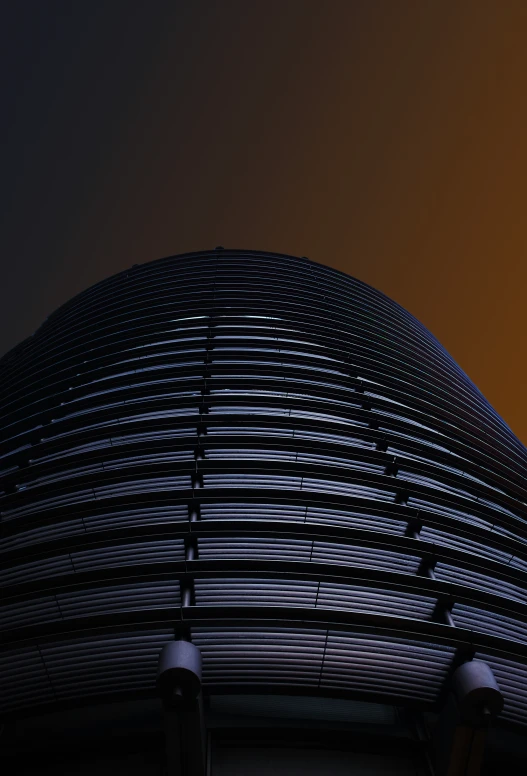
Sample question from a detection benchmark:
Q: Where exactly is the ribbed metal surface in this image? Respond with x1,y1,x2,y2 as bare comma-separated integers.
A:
1,249,527,726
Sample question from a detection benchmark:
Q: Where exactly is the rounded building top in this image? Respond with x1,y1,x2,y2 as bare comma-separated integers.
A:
0,249,526,735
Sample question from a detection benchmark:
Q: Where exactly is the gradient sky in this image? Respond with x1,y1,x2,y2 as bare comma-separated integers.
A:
1,1,526,443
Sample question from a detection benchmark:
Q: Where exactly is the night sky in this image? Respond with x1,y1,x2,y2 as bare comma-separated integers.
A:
1,1,526,443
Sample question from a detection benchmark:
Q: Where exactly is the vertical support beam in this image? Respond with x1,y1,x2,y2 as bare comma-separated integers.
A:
411,513,455,629
181,538,197,609
157,641,206,776
433,660,503,776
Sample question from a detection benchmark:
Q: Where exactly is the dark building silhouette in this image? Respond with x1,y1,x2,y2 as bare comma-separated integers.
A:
1,249,527,775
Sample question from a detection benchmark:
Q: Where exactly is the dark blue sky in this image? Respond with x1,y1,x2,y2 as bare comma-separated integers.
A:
1,1,526,443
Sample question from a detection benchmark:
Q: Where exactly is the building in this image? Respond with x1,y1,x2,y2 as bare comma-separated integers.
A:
1,249,527,775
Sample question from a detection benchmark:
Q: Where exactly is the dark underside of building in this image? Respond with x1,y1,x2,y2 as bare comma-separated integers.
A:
1,250,527,774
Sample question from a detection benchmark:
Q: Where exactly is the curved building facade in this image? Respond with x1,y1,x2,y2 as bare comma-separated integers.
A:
1,249,527,774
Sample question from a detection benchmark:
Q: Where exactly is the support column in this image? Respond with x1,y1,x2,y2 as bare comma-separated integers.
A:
433,660,503,776
157,640,206,776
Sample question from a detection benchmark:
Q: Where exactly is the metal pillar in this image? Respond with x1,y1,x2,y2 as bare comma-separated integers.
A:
157,640,206,776
433,660,503,776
